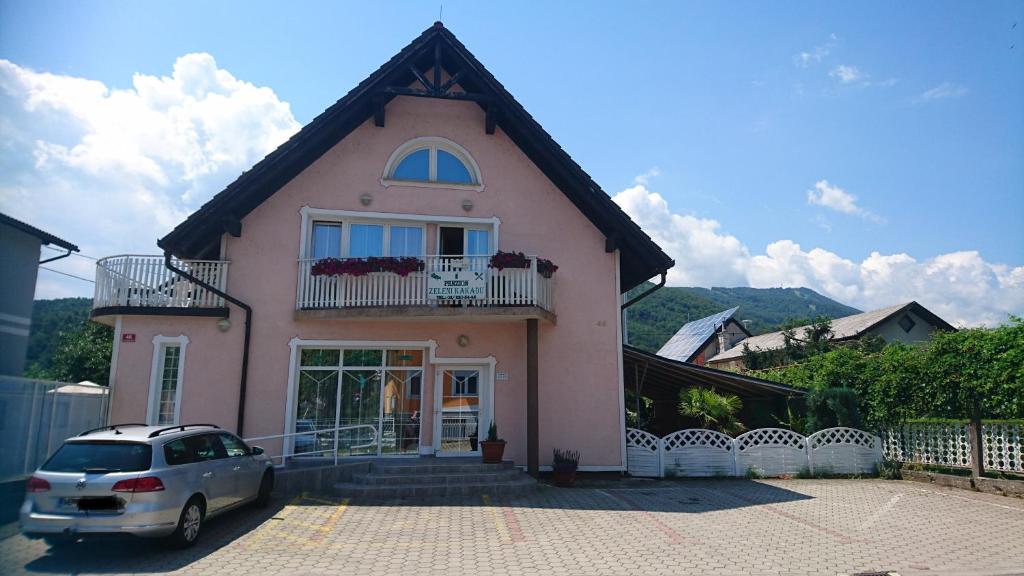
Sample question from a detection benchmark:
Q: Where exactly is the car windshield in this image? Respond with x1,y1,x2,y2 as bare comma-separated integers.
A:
42,441,152,473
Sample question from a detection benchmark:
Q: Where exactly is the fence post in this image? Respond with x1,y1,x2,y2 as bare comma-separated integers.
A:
968,417,985,478
657,436,665,478
731,437,739,477
805,436,814,476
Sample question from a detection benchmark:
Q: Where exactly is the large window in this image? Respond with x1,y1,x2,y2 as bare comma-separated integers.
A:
309,221,424,260
384,137,481,187
148,335,188,426
294,347,424,457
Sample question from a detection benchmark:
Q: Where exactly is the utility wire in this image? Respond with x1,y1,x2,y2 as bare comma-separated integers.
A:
42,244,98,260
39,266,95,283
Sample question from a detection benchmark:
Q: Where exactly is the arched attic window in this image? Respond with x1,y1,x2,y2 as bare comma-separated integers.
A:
383,137,483,190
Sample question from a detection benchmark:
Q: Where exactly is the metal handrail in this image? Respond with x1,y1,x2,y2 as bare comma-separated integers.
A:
244,424,378,467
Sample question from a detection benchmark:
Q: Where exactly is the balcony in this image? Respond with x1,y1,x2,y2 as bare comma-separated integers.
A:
91,255,230,320
296,255,555,322
90,254,554,323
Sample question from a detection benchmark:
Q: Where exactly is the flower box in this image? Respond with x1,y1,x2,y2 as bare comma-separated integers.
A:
310,257,425,277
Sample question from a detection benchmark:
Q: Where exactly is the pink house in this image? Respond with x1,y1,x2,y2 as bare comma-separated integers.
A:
91,23,673,475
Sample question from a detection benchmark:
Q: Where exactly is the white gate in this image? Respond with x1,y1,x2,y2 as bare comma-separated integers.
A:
625,426,883,478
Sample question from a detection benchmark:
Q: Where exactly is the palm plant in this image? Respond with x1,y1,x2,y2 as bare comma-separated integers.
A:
678,387,746,436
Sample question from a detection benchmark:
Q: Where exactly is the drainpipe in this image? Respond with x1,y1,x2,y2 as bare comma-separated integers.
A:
39,247,73,264
621,271,667,310
163,251,252,436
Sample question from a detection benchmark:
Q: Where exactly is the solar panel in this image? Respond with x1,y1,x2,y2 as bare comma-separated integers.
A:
656,307,740,361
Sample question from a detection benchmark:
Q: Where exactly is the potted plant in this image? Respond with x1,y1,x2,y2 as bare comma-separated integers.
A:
552,448,580,487
480,422,506,463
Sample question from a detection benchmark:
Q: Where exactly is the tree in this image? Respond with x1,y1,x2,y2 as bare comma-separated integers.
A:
25,320,113,384
678,387,746,436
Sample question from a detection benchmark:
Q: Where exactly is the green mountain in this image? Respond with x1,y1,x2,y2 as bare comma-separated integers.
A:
625,286,861,353
25,297,94,374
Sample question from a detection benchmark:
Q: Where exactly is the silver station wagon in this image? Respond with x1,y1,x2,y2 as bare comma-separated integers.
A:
20,423,274,547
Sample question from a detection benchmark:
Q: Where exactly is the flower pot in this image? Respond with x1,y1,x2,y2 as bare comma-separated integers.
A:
480,440,506,464
553,466,577,487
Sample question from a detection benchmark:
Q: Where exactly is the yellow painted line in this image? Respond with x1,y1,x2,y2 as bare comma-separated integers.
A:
481,494,510,543
318,497,350,535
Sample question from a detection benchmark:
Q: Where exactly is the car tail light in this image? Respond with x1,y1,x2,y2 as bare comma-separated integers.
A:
26,476,50,492
111,477,165,493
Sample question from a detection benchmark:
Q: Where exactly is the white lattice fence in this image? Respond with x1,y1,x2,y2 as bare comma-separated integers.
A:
735,428,808,478
625,426,884,478
662,429,735,477
625,428,661,478
982,423,1023,473
808,427,883,475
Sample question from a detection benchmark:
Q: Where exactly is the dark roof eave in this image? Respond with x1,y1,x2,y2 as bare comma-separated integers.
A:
0,212,78,251
624,344,806,397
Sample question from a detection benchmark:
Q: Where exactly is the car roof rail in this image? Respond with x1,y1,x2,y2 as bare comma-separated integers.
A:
78,423,148,437
147,424,221,438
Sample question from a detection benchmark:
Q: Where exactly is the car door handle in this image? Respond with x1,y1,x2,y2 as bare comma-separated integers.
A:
233,466,242,471
202,472,214,478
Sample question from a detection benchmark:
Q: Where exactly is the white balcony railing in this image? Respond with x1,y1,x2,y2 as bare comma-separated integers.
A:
296,255,554,313
93,255,229,310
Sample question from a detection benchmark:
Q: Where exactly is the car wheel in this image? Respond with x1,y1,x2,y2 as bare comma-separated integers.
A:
168,496,204,548
255,471,274,508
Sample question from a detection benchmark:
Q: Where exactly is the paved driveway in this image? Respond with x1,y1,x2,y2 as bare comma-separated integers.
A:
2,479,1022,576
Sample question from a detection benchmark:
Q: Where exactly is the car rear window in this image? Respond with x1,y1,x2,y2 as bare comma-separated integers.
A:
42,441,152,473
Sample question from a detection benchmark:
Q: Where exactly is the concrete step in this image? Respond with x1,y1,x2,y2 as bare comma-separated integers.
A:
368,460,514,475
351,468,524,485
334,475,538,499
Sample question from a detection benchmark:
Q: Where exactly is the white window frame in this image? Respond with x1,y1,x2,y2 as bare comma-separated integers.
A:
147,335,189,426
381,136,484,192
436,224,493,257
298,207,500,260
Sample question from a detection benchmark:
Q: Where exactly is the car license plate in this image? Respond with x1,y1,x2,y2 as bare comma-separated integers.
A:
76,497,120,511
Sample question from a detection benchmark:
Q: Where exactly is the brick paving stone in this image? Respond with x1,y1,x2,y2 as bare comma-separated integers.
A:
2,479,1023,575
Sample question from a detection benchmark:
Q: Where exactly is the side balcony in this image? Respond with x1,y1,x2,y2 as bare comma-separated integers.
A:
296,255,555,322
91,255,230,322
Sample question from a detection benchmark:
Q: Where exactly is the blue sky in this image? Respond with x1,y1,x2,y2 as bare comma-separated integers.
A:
1,1,1021,325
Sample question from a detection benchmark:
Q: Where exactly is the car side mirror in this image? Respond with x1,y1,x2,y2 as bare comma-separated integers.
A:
251,446,264,456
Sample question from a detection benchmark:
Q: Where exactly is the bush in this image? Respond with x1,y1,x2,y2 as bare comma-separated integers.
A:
806,387,862,431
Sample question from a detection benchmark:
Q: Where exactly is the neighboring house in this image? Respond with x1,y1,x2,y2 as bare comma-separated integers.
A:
90,23,673,474
656,306,750,366
0,212,78,376
706,301,955,370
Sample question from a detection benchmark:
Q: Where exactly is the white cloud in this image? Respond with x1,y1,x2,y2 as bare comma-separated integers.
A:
0,55,300,298
806,179,883,223
829,64,863,84
795,34,838,67
916,82,969,102
633,167,661,186
613,176,1023,327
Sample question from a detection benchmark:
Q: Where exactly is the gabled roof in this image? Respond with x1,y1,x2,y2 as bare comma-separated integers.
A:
158,22,673,292
708,301,956,363
0,212,78,252
656,306,747,362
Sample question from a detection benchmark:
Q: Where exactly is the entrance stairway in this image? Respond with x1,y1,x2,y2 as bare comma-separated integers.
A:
333,457,538,498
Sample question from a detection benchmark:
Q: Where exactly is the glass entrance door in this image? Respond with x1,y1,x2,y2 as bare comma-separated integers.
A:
434,366,490,455
294,347,423,458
